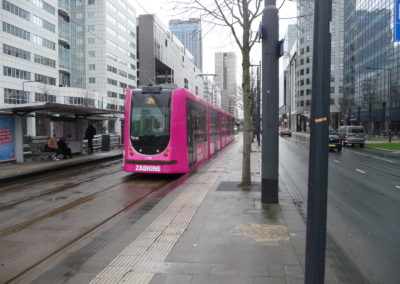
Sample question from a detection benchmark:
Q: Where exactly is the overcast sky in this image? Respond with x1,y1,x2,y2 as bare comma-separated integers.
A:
130,0,298,78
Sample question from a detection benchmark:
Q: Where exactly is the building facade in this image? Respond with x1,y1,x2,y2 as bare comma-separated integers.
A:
137,14,204,97
214,52,237,114
169,18,202,70
1,0,137,135
343,0,400,136
295,0,344,131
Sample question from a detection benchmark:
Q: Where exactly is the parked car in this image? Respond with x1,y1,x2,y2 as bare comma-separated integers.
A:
329,132,342,152
338,126,365,147
279,128,292,137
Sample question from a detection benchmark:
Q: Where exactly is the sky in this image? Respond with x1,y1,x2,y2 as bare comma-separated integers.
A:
130,0,298,79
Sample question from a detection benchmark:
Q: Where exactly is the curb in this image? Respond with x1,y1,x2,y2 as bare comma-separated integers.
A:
0,154,123,184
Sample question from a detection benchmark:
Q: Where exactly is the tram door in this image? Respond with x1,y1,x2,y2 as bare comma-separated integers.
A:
187,100,196,167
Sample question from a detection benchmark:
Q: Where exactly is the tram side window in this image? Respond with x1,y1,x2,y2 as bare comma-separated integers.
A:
211,110,219,140
222,116,227,136
187,99,206,143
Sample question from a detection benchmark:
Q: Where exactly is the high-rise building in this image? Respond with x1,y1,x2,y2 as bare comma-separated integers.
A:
215,52,237,114
295,0,344,131
137,14,204,97
169,18,202,70
343,0,399,135
1,0,137,135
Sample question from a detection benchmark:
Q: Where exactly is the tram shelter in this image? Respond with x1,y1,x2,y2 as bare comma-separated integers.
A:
0,102,123,163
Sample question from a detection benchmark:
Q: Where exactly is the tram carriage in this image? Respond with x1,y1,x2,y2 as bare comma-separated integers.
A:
123,86,235,174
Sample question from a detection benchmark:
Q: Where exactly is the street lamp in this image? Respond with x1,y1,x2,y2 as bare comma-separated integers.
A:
365,66,393,142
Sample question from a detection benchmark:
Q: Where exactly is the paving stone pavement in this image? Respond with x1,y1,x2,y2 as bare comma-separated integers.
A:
143,136,340,284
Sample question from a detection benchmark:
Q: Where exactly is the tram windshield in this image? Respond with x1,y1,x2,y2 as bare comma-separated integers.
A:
130,87,172,155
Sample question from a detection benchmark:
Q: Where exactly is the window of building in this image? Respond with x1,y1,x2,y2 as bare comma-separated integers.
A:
88,0,95,4
3,44,30,60
3,88,29,104
107,91,117,98
89,77,96,83
34,73,56,85
88,25,95,31
34,54,56,68
184,78,189,89
300,69,304,75
300,101,304,106
120,82,127,88
88,51,96,57
3,66,31,80
306,100,311,106
107,78,117,86
2,0,30,20
339,86,343,93
2,22,30,40
306,78,310,85
300,90,304,96
87,11,95,18
107,65,117,73
35,93,56,102
88,64,95,70
88,38,95,44
330,87,335,93
330,98,335,105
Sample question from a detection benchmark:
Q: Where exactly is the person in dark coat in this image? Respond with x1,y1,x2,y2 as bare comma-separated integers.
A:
85,124,97,154
57,137,72,159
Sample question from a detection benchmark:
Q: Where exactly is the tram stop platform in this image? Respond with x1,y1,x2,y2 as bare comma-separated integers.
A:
0,149,122,183
86,136,339,284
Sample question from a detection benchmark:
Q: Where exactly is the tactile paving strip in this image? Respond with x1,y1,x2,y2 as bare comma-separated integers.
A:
90,144,238,284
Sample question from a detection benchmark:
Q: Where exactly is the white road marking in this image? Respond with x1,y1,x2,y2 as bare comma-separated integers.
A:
396,186,400,189
350,151,394,163
334,160,340,163
356,169,366,174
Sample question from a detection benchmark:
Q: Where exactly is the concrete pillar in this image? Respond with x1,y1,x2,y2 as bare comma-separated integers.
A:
14,115,24,163
77,118,84,153
26,116,36,136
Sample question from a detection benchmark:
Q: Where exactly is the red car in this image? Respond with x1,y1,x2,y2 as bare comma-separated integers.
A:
279,128,292,137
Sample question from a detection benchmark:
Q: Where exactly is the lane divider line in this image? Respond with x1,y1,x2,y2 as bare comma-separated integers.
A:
333,160,340,163
350,151,394,163
395,186,400,189
355,169,366,174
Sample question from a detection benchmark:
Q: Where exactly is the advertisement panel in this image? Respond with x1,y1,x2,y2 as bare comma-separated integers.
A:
0,117,15,161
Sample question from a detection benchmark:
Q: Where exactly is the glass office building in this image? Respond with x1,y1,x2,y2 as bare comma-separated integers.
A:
169,19,202,70
343,0,400,135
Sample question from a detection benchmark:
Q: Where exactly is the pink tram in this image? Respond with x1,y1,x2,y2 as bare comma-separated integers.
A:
123,86,235,174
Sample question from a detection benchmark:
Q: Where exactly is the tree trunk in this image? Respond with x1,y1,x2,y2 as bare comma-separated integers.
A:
240,47,252,186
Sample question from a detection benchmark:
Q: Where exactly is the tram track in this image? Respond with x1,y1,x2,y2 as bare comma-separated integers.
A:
0,167,122,211
4,175,176,284
0,159,122,193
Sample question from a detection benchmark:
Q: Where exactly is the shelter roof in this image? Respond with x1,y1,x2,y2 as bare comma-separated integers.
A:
0,102,123,117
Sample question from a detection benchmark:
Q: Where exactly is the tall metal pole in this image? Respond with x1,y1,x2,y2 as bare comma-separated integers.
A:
305,0,332,283
261,0,279,204
257,63,261,147
388,68,392,143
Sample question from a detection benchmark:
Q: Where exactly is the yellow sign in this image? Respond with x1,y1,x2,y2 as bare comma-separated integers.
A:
147,97,155,104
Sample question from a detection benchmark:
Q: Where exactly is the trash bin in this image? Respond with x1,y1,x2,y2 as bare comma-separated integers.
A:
102,134,110,151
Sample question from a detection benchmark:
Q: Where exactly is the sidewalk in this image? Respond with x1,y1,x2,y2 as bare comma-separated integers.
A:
87,136,339,284
0,149,122,183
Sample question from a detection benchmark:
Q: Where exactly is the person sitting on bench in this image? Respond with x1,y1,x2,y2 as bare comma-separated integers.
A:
47,134,60,160
57,136,72,159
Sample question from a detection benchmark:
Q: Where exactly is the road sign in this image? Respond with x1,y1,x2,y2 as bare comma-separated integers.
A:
395,0,400,41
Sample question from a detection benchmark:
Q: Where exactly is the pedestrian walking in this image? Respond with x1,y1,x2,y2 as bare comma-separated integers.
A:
85,124,97,154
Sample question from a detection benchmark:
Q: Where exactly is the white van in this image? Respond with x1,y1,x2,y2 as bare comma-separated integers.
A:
338,126,365,147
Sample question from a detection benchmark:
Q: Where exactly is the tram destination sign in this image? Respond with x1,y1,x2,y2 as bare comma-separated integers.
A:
395,0,400,41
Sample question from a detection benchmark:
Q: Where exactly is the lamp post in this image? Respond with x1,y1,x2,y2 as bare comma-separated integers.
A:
365,66,393,142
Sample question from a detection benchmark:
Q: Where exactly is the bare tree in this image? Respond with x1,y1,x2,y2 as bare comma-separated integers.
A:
171,0,262,186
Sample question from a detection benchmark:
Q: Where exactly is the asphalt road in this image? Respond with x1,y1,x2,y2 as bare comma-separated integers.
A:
279,136,400,284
